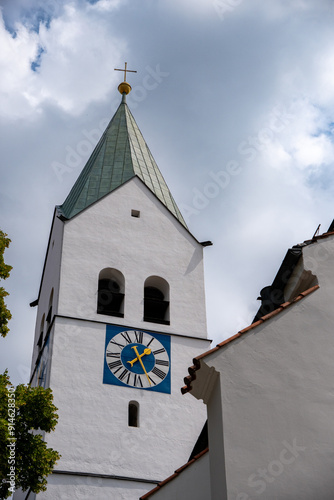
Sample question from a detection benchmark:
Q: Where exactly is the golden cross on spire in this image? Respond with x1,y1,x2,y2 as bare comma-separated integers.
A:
114,62,137,82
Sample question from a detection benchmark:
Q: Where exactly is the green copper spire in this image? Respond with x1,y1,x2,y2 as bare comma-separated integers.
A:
58,93,187,227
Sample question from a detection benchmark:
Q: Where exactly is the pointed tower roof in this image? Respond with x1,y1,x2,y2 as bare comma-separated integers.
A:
58,88,187,227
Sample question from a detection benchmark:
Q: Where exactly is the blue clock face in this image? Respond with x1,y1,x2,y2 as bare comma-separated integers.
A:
103,326,171,393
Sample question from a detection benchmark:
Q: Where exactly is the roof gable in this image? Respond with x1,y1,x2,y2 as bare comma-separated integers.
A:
182,284,319,395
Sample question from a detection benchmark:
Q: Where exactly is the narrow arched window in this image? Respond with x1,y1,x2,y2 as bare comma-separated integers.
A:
144,276,170,325
46,289,53,325
97,268,125,317
128,401,139,428
37,314,45,350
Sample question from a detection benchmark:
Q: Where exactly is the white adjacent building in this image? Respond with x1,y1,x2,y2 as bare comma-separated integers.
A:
14,81,211,499
142,229,334,500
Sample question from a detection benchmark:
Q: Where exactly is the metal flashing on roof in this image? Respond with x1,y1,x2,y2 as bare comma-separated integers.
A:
253,246,302,322
253,229,334,323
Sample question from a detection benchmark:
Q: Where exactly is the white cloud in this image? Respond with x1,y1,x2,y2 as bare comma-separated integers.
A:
313,48,334,108
0,2,126,119
285,102,334,171
262,141,292,170
87,0,124,12
250,95,334,179
35,4,126,114
0,14,39,117
292,133,334,169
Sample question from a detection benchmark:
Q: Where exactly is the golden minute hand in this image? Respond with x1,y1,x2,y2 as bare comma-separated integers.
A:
130,346,151,386
128,348,151,367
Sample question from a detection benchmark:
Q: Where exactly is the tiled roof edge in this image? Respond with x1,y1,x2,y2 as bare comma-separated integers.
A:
139,448,209,499
181,284,320,395
303,230,334,244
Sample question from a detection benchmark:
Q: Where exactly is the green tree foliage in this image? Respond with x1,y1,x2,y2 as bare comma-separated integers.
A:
0,371,60,499
0,231,12,337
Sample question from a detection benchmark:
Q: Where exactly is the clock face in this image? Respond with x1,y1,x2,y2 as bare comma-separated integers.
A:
103,326,171,393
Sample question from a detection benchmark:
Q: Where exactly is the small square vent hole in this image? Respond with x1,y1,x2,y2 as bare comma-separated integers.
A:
131,209,140,218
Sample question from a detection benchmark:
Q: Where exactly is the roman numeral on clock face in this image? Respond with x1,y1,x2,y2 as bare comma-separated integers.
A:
121,331,132,344
153,348,165,355
118,368,129,381
134,374,143,388
146,337,154,348
106,352,121,358
135,331,143,343
155,359,169,366
108,360,122,370
110,339,125,349
152,366,167,380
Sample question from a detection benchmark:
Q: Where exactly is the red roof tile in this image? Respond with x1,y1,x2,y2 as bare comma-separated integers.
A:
303,229,334,244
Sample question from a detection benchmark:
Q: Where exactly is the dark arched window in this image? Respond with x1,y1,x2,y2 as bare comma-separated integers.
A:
97,269,125,317
144,276,170,325
128,401,139,427
37,314,45,350
46,289,53,325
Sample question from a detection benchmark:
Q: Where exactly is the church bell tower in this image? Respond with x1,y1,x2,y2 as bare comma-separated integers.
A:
20,66,211,500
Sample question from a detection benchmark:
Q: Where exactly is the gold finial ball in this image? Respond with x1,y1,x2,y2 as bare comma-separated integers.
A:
118,82,132,95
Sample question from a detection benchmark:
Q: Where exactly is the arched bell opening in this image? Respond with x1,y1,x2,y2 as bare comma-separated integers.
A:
144,276,170,325
97,268,125,318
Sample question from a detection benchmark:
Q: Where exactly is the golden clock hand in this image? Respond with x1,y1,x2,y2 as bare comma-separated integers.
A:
130,346,151,386
127,348,151,367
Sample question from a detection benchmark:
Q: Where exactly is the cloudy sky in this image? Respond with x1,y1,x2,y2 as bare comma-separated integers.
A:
1,0,334,386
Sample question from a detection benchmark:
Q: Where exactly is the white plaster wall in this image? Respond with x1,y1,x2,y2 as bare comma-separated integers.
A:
43,317,209,489
58,178,208,339
207,377,227,500
37,474,157,500
143,452,210,500
11,488,30,500
30,213,64,377
205,237,334,500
